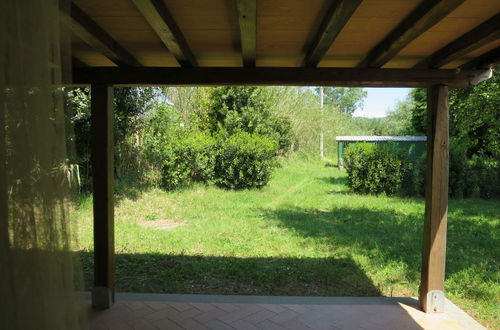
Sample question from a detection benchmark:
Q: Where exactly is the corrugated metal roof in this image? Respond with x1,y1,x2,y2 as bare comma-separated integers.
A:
336,136,427,142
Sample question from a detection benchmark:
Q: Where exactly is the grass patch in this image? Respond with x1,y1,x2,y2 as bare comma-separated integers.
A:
72,157,499,328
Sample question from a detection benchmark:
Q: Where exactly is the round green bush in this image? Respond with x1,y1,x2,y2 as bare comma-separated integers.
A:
214,131,278,189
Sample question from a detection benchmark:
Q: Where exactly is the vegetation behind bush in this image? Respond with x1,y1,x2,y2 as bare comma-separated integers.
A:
344,143,412,195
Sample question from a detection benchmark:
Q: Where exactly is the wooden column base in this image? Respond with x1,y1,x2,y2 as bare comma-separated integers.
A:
92,286,114,309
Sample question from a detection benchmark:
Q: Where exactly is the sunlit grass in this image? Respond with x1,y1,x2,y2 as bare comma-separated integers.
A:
72,157,499,328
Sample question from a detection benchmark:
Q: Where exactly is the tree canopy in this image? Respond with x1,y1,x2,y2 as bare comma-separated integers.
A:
314,87,367,116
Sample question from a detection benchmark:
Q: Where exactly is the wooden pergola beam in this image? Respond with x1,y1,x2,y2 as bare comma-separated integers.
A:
72,57,86,68
460,46,500,70
131,0,197,67
420,84,449,313
236,0,257,67
63,3,140,67
72,67,492,88
303,0,362,67
358,0,465,68
91,84,115,309
415,13,500,69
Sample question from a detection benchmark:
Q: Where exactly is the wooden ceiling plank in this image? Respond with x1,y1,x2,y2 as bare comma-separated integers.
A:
64,3,141,67
358,0,466,68
72,57,87,68
415,13,500,69
236,0,257,67
304,0,363,67
131,0,197,67
460,46,500,69
72,67,492,88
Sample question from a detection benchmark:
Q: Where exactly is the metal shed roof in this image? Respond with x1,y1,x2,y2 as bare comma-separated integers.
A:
336,136,427,142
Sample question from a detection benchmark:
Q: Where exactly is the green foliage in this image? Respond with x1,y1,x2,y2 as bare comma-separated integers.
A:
449,148,500,199
407,68,500,199
214,131,278,189
409,88,427,135
384,97,418,135
315,87,367,116
344,143,415,196
203,86,292,154
65,86,162,190
410,67,500,158
144,127,216,190
65,87,92,190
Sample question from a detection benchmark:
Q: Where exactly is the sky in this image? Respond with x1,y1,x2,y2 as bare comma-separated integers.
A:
353,88,411,118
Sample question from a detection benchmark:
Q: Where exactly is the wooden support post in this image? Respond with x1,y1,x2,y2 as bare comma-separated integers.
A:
419,84,449,313
91,84,115,309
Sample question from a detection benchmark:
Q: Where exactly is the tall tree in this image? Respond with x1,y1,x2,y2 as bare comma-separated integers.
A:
203,86,293,153
315,87,367,116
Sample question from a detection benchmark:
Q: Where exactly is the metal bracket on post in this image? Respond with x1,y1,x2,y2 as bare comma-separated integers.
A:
424,290,445,313
92,286,114,309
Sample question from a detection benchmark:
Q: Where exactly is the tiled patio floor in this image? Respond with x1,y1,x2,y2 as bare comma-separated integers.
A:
86,294,485,330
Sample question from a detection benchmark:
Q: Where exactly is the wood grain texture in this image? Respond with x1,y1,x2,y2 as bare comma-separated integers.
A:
131,0,197,67
91,84,115,307
236,0,257,67
64,3,140,66
415,13,500,69
358,0,466,68
460,46,500,69
419,85,449,312
72,67,492,88
304,0,362,67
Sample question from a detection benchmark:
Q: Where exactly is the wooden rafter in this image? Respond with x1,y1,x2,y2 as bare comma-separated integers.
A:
460,47,500,70
131,0,197,67
415,13,500,69
303,0,362,67
236,0,257,67
72,57,86,68
64,3,140,67
358,0,466,68
72,67,492,88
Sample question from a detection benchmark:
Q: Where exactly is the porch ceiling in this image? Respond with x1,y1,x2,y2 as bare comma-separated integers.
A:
67,0,499,72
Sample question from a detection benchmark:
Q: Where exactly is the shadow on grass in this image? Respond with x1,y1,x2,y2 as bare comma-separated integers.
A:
316,176,348,187
260,203,499,286
78,252,381,297
114,180,151,203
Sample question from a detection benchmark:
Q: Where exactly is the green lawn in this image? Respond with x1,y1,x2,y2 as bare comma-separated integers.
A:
73,157,499,328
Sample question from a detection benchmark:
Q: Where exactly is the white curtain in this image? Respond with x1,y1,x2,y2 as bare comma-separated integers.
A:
0,0,84,329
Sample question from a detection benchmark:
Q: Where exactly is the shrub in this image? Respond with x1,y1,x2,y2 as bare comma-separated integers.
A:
459,155,500,199
184,131,217,183
214,131,278,189
344,143,414,195
145,130,216,190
